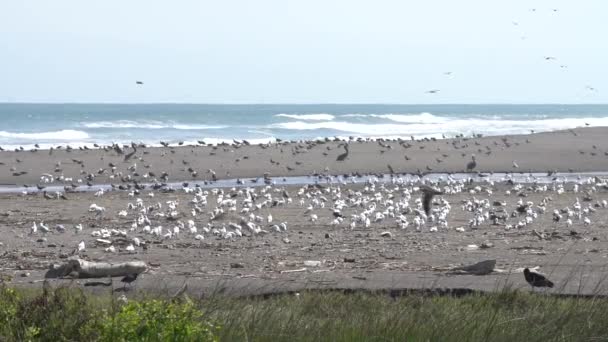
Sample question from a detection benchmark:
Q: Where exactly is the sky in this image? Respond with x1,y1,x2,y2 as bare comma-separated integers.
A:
0,0,606,104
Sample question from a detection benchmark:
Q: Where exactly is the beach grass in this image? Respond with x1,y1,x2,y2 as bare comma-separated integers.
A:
1,284,608,341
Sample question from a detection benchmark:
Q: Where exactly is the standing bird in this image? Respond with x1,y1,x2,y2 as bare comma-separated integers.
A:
121,273,139,290
336,143,349,162
466,155,477,172
420,185,443,216
524,268,554,289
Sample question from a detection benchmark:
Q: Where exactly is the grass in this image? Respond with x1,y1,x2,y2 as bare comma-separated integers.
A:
1,283,608,341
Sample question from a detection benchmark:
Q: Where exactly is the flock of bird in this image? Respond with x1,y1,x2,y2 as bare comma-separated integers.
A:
21,161,608,290
425,7,598,97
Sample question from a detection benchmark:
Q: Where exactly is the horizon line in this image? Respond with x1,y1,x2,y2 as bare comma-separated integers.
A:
1,102,608,106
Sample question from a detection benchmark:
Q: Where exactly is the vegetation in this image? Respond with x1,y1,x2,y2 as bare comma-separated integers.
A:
0,284,607,341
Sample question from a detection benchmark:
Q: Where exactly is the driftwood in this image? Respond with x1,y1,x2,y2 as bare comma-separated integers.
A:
45,257,148,279
449,260,496,276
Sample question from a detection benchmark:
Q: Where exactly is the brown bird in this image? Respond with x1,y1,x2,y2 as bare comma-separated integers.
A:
336,143,349,161
466,155,477,172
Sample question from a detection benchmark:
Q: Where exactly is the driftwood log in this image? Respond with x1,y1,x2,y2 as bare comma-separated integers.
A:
45,257,148,279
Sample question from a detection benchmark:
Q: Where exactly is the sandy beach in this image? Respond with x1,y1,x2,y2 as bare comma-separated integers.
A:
1,127,608,296
1,127,607,188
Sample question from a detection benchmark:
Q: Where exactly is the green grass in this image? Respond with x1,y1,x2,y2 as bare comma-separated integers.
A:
1,284,608,341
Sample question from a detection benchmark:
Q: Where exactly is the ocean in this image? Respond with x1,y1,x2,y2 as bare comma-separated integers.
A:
0,104,607,149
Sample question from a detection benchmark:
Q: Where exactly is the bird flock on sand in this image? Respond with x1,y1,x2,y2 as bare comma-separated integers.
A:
21,154,608,291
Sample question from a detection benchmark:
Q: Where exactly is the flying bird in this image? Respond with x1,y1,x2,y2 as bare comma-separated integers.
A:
136,81,144,85
524,268,554,289
420,185,443,216
426,89,440,94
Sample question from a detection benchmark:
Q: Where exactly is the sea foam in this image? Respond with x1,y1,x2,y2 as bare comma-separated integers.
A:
0,130,90,140
82,121,225,130
275,113,335,121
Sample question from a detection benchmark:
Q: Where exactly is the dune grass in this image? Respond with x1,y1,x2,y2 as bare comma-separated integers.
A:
1,283,607,341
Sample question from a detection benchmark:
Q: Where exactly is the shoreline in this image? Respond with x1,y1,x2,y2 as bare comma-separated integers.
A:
1,171,607,194
1,127,608,187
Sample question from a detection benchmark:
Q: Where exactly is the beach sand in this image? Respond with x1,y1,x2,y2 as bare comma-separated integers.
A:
1,127,607,188
1,127,608,296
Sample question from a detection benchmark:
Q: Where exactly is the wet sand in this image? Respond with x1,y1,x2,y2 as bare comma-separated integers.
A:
1,127,608,296
1,127,607,188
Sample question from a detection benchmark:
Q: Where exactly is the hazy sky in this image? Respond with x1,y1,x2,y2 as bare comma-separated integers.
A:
0,1,605,103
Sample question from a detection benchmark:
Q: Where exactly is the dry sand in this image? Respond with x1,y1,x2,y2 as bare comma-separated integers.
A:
1,127,608,296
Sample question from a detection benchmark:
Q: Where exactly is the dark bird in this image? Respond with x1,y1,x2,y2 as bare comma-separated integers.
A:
524,268,554,289
426,89,440,94
124,144,137,162
466,155,477,172
136,81,144,85
420,185,443,216
336,143,349,161
121,273,139,289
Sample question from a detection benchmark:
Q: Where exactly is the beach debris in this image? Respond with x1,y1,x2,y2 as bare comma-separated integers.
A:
303,260,322,267
480,241,494,249
45,258,148,279
280,268,307,274
450,259,496,275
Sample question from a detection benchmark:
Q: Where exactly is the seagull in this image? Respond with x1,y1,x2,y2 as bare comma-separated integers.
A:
524,268,554,289
77,240,86,252
136,81,144,85
420,185,443,216
426,89,440,94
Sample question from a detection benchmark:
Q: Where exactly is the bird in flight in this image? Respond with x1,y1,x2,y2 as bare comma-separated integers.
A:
136,81,144,85
420,185,443,216
544,56,556,61
443,72,452,76
426,89,440,94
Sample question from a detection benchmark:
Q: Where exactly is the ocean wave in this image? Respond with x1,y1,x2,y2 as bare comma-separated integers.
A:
0,130,89,140
271,117,608,136
340,112,444,122
275,113,335,121
341,114,369,118
370,112,448,123
171,124,227,130
271,121,420,135
82,120,226,130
